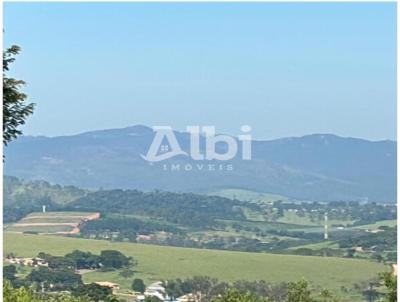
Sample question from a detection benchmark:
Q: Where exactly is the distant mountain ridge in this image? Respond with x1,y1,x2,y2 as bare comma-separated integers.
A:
4,125,396,202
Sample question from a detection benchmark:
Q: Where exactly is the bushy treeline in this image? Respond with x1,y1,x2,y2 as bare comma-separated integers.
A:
81,216,183,238
271,200,396,226
4,273,396,302
163,275,397,302
4,281,89,302
163,276,339,302
4,281,119,302
5,250,134,292
338,227,396,250
70,189,249,228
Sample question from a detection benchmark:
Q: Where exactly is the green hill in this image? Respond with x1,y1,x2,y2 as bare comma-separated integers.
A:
5,233,387,293
4,176,87,206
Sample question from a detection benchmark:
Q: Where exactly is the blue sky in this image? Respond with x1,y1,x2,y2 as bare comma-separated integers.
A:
4,2,397,140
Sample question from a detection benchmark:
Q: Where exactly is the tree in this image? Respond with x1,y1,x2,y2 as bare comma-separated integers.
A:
318,289,337,302
164,279,185,298
47,256,76,271
3,265,17,282
361,280,380,302
27,267,82,291
144,297,163,302
3,45,35,146
100,250,133,269
132,278,146,293
380,272,397,302
286,280,313,302
4,280,90,302
212,289,265,302
65,250,101,270
72,283,118,302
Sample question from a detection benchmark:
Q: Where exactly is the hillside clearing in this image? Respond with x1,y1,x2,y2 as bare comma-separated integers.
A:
6,211,100,234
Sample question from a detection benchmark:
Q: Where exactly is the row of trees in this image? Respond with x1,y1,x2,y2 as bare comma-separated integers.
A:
70,189,248,228
162,274,397,302
37,250,135,271
4,250,136,293
4,274,397,302
80,216,182,239
163,276,334,302
270,201,396,226
4,281,119,302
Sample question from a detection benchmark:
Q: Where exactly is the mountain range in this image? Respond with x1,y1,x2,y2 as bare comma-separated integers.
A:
4,125,396,202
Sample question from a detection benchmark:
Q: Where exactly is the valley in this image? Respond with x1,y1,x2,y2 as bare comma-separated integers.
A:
3,176,396,301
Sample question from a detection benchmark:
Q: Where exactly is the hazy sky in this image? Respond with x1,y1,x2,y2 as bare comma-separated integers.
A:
4,2,396,140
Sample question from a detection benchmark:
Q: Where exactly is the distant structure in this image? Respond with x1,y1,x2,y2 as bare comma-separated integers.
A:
392,264,397,276
42,205,46,213
324,212,328,240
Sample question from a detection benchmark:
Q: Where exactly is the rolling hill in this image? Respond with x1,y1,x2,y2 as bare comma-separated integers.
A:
4,233,387,293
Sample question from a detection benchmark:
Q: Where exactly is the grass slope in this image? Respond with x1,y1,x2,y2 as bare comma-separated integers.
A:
5,233,386,291
351,220,397,230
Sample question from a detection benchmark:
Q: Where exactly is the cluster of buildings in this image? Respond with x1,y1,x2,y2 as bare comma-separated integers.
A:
4,256,48,267
137,282,199,302
136,281,165,301
5,255,198,302
95,280,199,302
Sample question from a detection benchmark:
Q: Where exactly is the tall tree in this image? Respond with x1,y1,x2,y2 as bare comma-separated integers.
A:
132,278,146,293
3,45,35,146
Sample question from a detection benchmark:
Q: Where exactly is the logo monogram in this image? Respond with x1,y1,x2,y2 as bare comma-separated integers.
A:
141,126,252,162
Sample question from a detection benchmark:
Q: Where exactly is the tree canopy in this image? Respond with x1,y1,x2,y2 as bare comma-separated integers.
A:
3,45,35,146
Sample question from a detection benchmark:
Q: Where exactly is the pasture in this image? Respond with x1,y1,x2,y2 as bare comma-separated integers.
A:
4,233,387,293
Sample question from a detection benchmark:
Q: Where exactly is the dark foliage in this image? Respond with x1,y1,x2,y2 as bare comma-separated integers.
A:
71,189,247,228
3,45,35,146
27,267,82,291
72,283,118,302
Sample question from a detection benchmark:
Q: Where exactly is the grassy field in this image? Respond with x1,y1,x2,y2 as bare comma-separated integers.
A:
5,233,387,293
23,212,97,218
6,225,75,233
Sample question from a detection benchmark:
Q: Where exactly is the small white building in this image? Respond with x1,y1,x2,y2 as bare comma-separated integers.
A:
144,281,166,301
5,257,48,267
